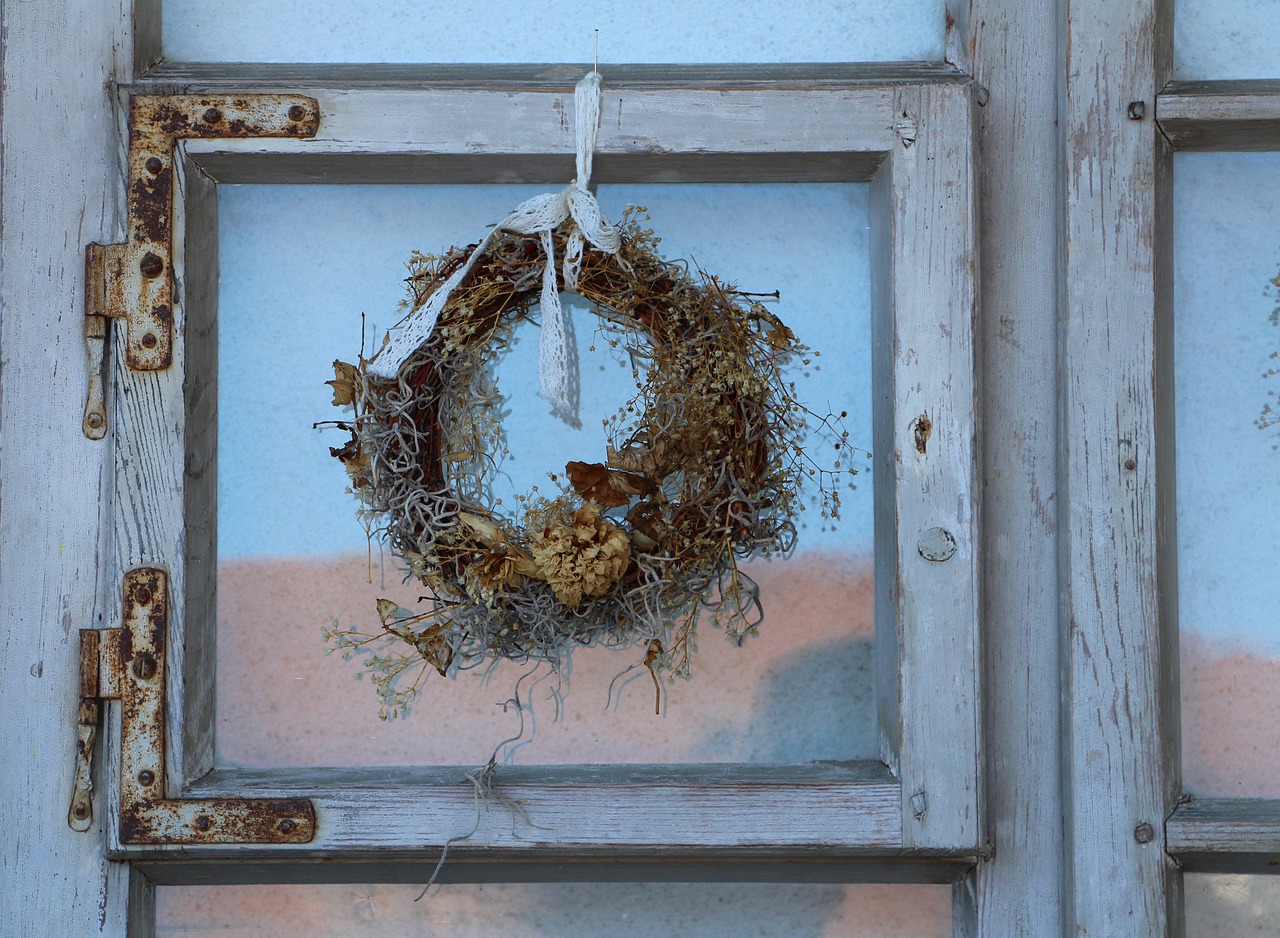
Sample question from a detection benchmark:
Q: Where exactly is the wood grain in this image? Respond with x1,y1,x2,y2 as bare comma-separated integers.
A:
0,1,141,935
1158,80,1280,151
1061,1,1183,934
957,0,1067,933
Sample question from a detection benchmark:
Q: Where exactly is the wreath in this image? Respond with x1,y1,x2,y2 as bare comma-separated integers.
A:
322,74,854,719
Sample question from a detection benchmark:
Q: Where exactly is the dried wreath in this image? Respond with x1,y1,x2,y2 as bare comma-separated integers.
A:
322,73,853,718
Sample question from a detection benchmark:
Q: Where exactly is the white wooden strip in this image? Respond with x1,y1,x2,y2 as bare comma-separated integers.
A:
958,0,1067,933
139,61,966,88
109,767,902,857
175,87,899,158
1166,798,1280,872
0,1,141,936
888,81,982,852
174,151,218,786
1062,1,1183,933
1157,81,1280,151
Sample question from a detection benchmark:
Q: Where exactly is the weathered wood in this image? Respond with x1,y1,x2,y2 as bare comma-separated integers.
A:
1061,1,1183,934
139,61,967,88
878,81,982,852
956,0,1067,933
1166,799,1280,873
160,75,981,877
135,855,975,886
109,764,906,860
1157,81,1280,151
187,150,885,185
176,150,218,787
0,1,140,935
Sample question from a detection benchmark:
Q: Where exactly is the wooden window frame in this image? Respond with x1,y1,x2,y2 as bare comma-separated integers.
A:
98,72,982,884
1157,80,1280,875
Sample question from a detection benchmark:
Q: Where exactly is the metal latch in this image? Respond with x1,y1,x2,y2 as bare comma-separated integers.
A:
69,568,316,844
84,94,319,439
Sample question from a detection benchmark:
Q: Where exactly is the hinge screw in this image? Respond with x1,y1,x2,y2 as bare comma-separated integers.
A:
134,586,153,605
145,156,163,175
1134,822,1155,844
139,252,164,279
203,108,222,125
141,332,158,349
137,770,155,786
1127,101,1146,121
72,805,89,820
287,105,307,122
278,818,296,834
194,815,212,831
131,654,157,681
86,413,104,430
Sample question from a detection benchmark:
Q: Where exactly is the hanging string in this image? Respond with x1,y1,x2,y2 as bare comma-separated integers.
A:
369,68,618,428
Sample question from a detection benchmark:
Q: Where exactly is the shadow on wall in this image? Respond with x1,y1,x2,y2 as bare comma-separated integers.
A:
156,881,953,937
215,552,879,767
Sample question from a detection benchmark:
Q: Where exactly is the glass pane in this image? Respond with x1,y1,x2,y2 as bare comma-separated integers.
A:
1175,1,1280,80
1175,152,1280,797
217,182,874,767
160,0,945,64
1186,874,1280,936
157,883,952,937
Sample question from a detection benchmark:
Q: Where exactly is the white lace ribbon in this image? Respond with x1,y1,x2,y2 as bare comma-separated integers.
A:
368,71,619,427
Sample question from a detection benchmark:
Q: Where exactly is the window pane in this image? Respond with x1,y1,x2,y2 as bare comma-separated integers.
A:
1175,0,1280,80
1175,152,1280,796
157,883,952,937
216,182,874,767
160,0,945,64
1186,874,1280,936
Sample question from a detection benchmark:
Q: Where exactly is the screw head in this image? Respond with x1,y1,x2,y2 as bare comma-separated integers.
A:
203,107,222,124
1134,822,1155,844
141,332,158,349
277,818,296,834
139,252,164,279
1127,100,1147,121
287,105,307,122
134,586,153,605
131,654,157,681
73,804,88,819
137,770,155,786
194,815,212,831
144,156,163,175
1124,458,1138,471
86,413,104,430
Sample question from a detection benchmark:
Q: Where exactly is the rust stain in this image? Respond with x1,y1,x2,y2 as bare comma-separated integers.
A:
913,413,933,455
99,568,317,846
92,95,320,374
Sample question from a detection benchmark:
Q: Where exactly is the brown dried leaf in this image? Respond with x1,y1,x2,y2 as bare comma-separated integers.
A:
413,625,455,677
565,460,654,508
330,434,370,478
327,360,360,406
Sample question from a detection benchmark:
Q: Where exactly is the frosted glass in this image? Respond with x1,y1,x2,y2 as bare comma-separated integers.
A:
160,0,944,64
1175,152,1280,796
215,183,875,767
1186,875,1280,936
1175,1,1280,80
157,883,952,937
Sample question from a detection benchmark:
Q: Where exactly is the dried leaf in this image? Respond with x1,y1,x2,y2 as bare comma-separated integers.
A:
457,511,505,546
327,360,360,406
376,598,400,627
565,460,653,508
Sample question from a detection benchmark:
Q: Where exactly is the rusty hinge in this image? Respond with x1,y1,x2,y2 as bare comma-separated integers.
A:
69,568,316,844
84,94,319,439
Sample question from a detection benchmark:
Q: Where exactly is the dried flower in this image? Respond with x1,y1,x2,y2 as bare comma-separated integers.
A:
530,503,631,608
